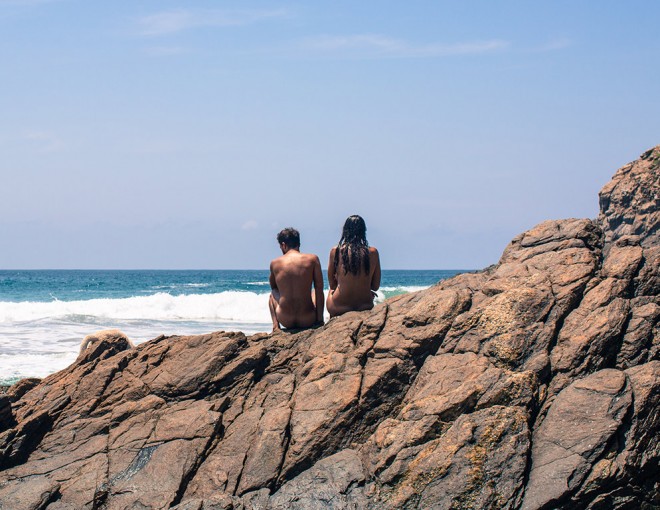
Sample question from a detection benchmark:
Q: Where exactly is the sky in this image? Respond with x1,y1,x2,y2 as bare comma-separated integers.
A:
1,1,658,270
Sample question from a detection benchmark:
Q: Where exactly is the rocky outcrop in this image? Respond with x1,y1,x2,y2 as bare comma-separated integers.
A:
77,329,135,360
0,147,658,509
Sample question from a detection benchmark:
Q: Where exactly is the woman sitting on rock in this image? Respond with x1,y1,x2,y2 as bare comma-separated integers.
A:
327,215,381,317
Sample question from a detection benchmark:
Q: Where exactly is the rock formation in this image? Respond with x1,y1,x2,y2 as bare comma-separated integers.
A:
0,147,658,509
77,329,135,360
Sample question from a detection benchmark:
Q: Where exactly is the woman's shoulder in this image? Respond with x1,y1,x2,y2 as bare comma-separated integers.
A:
368,246,379,255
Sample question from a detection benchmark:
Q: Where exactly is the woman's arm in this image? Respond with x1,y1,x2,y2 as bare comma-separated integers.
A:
313,256,325,324
370,247,381,291
328,247,338,291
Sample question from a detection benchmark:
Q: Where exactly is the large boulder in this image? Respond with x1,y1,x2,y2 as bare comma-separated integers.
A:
0,146,658,509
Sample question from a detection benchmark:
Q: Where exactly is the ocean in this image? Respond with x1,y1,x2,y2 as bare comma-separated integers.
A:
0,269,465,385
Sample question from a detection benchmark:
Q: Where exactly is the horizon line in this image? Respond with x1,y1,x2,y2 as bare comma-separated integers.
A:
0,267,477,272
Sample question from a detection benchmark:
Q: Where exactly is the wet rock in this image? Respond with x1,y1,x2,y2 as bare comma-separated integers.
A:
6,378,41,402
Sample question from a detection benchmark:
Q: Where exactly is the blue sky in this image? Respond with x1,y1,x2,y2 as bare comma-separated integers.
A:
1,0,658,269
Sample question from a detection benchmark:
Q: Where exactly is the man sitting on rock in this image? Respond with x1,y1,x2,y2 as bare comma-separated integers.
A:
269,228,324,331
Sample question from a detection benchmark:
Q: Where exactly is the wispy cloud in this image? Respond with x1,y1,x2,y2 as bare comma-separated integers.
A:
297,34,509,59
137,8,290,36
23,130,63,152
241,220,259,231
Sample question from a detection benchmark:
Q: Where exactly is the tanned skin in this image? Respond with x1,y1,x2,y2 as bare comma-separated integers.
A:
269,243,324,331
327,246,381,317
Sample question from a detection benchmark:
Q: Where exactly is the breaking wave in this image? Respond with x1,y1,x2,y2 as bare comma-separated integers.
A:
0,291,272,324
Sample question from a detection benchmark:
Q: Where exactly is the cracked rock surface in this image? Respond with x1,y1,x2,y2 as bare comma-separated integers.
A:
1,147,658,509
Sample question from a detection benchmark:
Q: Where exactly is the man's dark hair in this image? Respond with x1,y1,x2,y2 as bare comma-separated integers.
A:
277,228,300,249
334,215,370,275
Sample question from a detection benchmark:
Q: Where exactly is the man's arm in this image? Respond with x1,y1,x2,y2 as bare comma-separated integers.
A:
269,261,278,291
370,248,381,291
268,261,281,331
313,256,325,324
328,247,338,291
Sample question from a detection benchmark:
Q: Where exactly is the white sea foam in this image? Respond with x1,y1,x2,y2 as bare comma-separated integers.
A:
0,292,277,382
0,316,272,383
0,352,78,381
0,286,431,325
0,286,431,383
374,285,429,302
0,298,274,383
0,291,272,323
379,285,429,293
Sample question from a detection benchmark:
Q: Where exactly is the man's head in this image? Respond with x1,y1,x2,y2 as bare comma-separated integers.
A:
277,227,300,251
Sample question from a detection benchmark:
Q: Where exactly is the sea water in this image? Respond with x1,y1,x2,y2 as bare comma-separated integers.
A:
0,270,465,384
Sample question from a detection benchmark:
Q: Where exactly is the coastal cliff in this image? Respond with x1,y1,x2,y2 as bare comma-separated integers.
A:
0,147,658,509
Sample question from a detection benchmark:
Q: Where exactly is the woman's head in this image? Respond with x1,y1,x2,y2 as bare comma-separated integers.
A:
341,215,367,245
335,215,370,275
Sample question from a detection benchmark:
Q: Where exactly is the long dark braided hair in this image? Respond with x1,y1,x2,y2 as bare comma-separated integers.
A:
334,215,370,275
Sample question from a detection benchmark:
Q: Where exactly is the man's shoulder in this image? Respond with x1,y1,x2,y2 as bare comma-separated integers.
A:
300,252,321,265
270,255,285,268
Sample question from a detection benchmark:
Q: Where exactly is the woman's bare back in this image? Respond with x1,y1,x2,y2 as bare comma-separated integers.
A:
327,246,381,317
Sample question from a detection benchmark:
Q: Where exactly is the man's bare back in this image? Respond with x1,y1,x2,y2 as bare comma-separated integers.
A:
269,229,324,331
